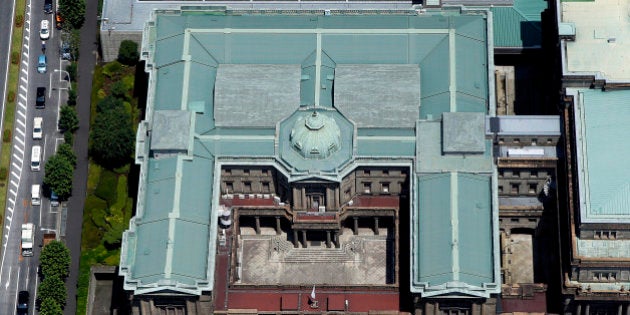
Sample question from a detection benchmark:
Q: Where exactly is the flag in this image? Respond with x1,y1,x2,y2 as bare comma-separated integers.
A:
310,285,316,300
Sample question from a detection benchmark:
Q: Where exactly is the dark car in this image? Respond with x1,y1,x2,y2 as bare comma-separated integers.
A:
17,291,29,314
44,0,52,13
36,87,46,109
60,42,72,60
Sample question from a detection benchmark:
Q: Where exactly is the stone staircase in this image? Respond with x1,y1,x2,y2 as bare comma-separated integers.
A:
281,239,363,263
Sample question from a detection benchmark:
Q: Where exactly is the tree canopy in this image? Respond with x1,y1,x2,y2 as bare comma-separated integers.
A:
39,297,63,315
57,143,77,168
43,154,74,199
40,240,71,279
90,107,134,169
58,0,85,29
58,105,78,132
38,276,67,307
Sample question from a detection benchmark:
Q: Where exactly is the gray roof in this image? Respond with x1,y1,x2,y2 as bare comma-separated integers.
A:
442,112,486,153
150,110,192,152
334,64,420,128
488,115,561,136
214,64,302,127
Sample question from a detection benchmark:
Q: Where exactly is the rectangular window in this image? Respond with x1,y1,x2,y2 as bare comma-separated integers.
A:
499,170,504,177
531,138,538,146
594,231,601,239
381,182,390,193
224,168,231,175
511,183,519,194
363,182,371,194
514,138,520,144
498,138,505,144
513,170,520,178
498,186,504,193
225,182,233,193
262,169,269,175
531,170,538,178
547,138,553,144
364,169,371,176
243,169,250,175
610,231,617,239
243,181,252,193
262,182,270,193
529,183,537,194
382,170,389,176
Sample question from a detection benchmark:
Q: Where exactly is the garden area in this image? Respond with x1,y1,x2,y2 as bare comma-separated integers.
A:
76,40,141,315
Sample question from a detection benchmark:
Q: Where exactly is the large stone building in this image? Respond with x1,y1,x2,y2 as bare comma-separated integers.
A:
118,6,506,314
557,0,630,313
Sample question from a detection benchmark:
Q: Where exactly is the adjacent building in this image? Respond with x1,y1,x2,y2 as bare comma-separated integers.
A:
558,0,630,313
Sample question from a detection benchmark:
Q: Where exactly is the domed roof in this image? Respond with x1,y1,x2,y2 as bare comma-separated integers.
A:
290,111,341,159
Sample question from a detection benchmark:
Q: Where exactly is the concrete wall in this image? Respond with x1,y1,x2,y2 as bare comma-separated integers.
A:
100,30,142,63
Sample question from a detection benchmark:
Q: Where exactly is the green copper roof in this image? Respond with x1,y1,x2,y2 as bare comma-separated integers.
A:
122,8,499,297
488,0,547,48
569,88,630,223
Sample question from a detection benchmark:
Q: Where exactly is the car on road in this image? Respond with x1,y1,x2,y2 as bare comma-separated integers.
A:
37,54,47,73
17,290,29,314
44,0,52,14
33,117,43,139
36,87,46,108
60,41,72,60
40,20,50,40
31,185,41,206
55,11,63,29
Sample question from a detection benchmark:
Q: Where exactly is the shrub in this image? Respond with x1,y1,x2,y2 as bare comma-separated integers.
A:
10,51,19,65
110,81,128,100
58,0,85,29
0,167,7,181
63,130,74,145
7,90,15,102
15,15,23,27
67,88,77,106
102,61,123,78
3,129,11,143
39,297,63,315
94,170,118,206
66,62,78,82
58,106,79,132
117,40,139,66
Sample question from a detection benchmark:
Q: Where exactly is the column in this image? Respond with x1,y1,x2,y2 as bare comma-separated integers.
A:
353,217,359,235
576,303,581,315
302,230,308,248
374,217,380,235
293,230,299,248
585,304,590,315
618,304,622,315
275,216,281,235
626,303,630,315
301,187,307,209
326,231,332,248
334,186,340,209
255,216,261,235
334,231,340,248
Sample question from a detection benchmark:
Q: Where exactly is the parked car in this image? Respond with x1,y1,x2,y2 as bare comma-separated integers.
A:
36,87,46,108
50,191,59,207
17,291,29,314
33,117,43,140
40,20,50,40
37,54,47,73
60,42,72,60
55,11,63,29
44,0,52,14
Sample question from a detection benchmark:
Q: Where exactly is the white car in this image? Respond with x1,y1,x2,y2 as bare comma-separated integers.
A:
33,117,43,139
40,20,50,40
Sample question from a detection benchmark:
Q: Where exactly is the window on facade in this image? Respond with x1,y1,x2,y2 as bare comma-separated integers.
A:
225,182,233,193
262,182,270,193
529,183,537,194
531,138,538,146
383,170,389,176
363,182,371,194
514,138,520,144
364,169,371,176
224,168,231,175
610,231,617,239
244,181,252,193
243,169,250,175
381,182,390,193
531,170,538,178
344,188,351,199
547,138,553,144
498,138,505,144
262,169,269,175
511,183,519,194
498,186,503,193
499,170,504,177
594,231,602,239
513,170,520,178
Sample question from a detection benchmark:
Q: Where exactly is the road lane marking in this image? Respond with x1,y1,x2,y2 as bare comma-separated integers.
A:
18,93,26,101
10,180,18,188
14,146,23,155
14,135,24,146
12,153,22,161
17,109,26,119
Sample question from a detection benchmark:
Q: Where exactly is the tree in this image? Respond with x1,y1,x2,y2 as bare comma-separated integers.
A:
96,95,124,114
63,130,74,145
65,62,77,82
58,0,85,29
37,276,67,307
57,143,76,168
67,88,77,106
58,106,78,132
110,81,129,101
39,297,63,315
117,40,139,66
40,240,71,279
90,107,134,168
43,155,74,199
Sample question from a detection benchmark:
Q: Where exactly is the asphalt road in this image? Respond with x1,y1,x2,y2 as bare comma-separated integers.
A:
62,0,99,312
0,0,74,313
